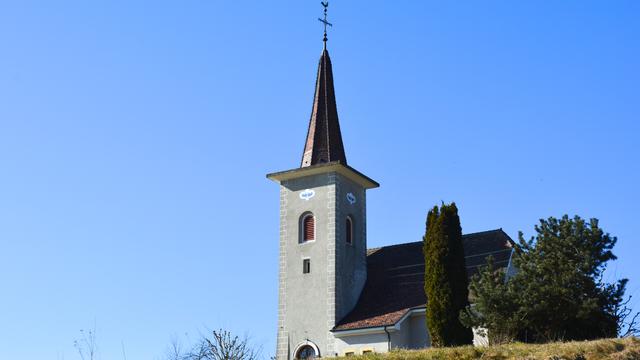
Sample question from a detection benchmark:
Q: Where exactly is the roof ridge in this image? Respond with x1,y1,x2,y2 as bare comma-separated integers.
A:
462,228,504,237
366,229,507,252
367,240,422,252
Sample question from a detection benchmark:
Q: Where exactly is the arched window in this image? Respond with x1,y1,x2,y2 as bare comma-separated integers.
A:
346,216,353,245
296,345,317,359
301,213,315,242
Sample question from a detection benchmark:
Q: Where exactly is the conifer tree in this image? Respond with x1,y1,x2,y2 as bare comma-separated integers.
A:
459,256,522,344
423,203,473,347
462,215,629,343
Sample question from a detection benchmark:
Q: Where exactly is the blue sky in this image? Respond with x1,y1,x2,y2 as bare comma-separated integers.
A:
0,1,638,359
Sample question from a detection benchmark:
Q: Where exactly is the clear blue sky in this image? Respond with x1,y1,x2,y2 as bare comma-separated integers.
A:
0,1,638,359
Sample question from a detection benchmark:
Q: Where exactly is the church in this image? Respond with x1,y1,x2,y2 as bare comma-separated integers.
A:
267,13,515,359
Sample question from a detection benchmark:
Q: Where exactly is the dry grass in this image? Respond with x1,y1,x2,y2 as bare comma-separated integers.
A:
344,337,640,360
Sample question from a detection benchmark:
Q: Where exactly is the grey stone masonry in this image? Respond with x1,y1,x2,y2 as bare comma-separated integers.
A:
275,185,289,360
270,166,373,360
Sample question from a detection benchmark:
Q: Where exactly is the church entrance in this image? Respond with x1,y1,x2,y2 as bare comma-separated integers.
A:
295,345,318,359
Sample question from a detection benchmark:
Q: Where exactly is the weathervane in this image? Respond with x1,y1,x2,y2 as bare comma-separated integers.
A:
318,2,332,49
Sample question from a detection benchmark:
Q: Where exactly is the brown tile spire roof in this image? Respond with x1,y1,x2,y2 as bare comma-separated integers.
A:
301,49,347,168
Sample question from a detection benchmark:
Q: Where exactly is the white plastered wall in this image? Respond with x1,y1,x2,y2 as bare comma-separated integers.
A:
333,309,431,356
334,331,390,356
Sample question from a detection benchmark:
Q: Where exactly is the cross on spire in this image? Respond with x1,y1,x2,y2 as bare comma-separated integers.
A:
318,2,332,49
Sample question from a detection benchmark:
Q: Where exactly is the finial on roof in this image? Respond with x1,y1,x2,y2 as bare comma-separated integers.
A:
318,2,332,50
300,2,346,168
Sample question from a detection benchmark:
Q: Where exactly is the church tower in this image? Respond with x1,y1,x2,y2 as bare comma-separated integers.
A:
267,14,379,359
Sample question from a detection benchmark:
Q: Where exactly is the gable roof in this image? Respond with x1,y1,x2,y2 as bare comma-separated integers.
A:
333,229,514,332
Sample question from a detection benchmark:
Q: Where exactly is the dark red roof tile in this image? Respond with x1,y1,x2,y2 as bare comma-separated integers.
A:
301,50,347,168
333,229,514,331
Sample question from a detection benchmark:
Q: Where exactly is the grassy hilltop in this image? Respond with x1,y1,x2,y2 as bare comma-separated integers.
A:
342,337,640,360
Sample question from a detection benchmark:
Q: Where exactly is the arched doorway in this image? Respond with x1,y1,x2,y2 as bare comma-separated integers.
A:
294,342,319,359
296,346,316,359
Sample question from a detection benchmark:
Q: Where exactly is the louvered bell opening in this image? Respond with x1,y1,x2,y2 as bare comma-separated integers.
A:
303,215,315,242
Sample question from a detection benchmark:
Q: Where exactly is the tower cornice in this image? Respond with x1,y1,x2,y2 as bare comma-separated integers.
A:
267,162,379,190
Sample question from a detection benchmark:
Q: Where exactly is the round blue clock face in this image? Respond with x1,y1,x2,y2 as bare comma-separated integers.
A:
346,192,356,205
300,189,316,201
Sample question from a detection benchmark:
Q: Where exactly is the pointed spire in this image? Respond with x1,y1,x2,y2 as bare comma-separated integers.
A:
301,49,347,168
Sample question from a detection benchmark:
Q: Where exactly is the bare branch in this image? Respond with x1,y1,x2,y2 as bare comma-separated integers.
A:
74,326,98,360
171,329,261,360
622,311,640,338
